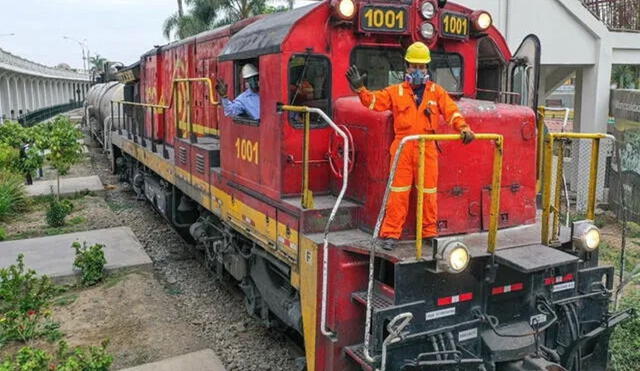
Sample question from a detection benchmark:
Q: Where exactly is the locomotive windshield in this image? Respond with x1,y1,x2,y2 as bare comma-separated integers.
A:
351,47,463,93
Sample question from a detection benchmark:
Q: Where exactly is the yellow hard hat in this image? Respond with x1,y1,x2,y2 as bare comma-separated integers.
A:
404,42,431,64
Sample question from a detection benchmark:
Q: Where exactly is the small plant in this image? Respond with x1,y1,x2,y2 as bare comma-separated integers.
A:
72,242,107,286
0,340,113,371
0,171,27,221
0,254,61,347
46,116,84,199
0,227,6,241
626,221,640,238
46,198,73,227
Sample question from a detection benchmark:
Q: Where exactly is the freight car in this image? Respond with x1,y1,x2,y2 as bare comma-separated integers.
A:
85,1,633,370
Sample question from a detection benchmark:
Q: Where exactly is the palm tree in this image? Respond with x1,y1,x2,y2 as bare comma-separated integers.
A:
89,55,108,73
163,0,288,40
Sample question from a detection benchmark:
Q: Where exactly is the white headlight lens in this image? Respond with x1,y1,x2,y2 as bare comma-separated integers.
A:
584,228,600,250
420,22,435,39
437,241,470,274
476,12,492,30
421,2,435,19
338,0,355,19
572,222,600,251
449,247,470,271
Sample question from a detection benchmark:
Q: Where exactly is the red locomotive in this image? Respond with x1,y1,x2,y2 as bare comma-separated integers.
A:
85,0,633,370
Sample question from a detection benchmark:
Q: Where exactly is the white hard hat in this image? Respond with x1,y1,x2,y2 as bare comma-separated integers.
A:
241,64,258,79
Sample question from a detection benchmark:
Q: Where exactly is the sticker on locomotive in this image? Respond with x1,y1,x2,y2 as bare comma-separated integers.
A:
552,281,575,292
458,328,477,342
360,5,408,33
530,313,548,326
441,11,469,39
425,307,456,321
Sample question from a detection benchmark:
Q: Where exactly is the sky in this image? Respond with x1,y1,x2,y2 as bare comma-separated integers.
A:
0,0,314,70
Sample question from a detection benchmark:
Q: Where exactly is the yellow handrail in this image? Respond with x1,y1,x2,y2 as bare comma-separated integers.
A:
540,132,612,245
385,133,504,258
280,104,314,209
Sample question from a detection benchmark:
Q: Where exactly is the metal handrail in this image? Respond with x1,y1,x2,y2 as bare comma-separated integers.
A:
279,104,350,342
540,132,615,245
363,133,504,363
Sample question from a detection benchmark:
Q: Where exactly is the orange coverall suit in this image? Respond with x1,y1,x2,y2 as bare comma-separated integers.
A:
357,81,469,239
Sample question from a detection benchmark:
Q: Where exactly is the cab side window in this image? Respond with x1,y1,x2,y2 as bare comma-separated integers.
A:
288,55,331,128
232,58,260,125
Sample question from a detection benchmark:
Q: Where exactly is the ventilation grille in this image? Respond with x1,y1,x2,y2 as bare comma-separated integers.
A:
195,154,205,174
178,146,187,165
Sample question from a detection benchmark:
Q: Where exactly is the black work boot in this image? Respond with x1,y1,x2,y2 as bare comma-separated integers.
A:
381,238,398,251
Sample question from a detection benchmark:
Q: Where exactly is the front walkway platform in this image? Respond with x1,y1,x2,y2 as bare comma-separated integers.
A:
25,175,104,197
0,227,152,284
120,349,226,371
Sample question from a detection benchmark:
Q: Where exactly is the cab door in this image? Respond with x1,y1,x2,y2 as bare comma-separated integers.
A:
507,34,541,111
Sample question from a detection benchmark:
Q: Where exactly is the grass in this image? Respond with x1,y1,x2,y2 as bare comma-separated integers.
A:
0,171,27,221
52,294,79,307
600,241,640,273
105,199,134,213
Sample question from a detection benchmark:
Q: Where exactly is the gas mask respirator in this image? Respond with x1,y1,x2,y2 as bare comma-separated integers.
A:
405,70,429,86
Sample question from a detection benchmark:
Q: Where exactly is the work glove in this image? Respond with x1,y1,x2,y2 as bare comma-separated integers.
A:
215,78,228,98
346,65,367,91
460,129,475,145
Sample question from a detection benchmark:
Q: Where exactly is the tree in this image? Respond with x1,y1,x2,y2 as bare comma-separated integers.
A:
46,116,84,198
89,55,108,73
0,121,44,184
612,65,640,89
163,0,288,40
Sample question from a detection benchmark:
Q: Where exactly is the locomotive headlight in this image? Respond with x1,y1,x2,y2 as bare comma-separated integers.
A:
420,22,435,39
572,221,601,251
436,241,470,274
336,0,355,20
471,10,492,31
421,2,435,19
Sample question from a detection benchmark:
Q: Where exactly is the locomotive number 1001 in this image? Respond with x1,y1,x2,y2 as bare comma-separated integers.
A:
235,138,259,165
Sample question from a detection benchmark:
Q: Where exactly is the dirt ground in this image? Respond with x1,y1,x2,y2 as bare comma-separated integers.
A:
0,270,208,370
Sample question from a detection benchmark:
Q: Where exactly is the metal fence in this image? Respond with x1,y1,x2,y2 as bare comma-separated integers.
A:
16,101,83,127
581,0,640,32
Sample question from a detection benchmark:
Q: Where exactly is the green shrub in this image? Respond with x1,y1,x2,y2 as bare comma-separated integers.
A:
45,199,73,227
626,221,640,238
0,171,27,221
0,340,113,371
72,242,107,286
0,254,61,347
610,289,640,371
0,228,5,241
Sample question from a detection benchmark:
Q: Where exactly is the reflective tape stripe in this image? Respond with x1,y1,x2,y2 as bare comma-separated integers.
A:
368,95,376,110
428,100,436,105
430,84,436,92
390,185,411,192
398,85,403,96
449,112,463,126
422,187,437,194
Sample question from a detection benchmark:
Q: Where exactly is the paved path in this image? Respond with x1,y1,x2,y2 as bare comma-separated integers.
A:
25,175,103,197
120,349,226,371
0,227,152,284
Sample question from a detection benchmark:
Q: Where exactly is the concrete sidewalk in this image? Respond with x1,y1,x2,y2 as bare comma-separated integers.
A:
0,227,152,284
120,349,226,371
25,175,104,197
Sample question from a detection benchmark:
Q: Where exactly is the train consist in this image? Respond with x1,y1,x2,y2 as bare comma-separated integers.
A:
85,0,633,370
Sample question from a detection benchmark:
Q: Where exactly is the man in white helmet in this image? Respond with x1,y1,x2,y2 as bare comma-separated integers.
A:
216,63,260,120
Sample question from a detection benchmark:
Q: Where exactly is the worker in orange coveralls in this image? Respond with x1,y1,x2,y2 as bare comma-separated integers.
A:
346,42,475,250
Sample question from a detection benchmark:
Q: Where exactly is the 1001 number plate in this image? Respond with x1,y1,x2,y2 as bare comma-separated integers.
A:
360,5,408,33
441,11,469,39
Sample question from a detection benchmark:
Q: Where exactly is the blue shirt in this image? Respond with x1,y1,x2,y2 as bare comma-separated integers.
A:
222,88,260,120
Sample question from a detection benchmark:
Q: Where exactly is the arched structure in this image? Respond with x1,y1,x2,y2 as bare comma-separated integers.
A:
0,47,91,121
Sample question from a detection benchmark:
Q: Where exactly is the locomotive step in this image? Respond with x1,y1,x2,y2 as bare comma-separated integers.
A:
282,195,362,233
344,344,374,371
351,282,395,311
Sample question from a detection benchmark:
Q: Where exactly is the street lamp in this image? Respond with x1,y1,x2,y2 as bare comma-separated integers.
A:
63,36,89,72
